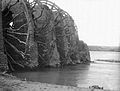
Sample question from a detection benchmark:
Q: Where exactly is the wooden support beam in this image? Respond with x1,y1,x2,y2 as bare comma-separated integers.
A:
0,0,8,71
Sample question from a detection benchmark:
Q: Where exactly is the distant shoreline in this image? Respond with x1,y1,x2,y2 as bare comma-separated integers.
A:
94,59,120,63
88,45,120,52
89,50,120,52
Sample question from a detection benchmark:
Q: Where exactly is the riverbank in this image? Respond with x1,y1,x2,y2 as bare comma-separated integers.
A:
0,73,111,91
96,59,120,63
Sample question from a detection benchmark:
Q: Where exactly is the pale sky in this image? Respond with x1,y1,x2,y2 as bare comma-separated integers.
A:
50,0,120,46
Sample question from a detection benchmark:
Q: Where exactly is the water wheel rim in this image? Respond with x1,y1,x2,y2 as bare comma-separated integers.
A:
2,0,36,71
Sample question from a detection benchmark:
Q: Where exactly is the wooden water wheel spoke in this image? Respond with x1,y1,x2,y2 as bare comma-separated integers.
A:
6,51,24,68
15,23,28,31
4,28,16,32
6,34,26,44
6,12,24,26
7,59,15,71
4,39,25,57
4,23,28,32
13,19,33,32
7,31,28,35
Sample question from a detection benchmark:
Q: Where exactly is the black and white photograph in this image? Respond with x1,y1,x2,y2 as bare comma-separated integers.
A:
0,0,120,91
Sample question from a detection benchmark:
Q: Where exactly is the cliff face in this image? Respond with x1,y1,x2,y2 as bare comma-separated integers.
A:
1,0,91,71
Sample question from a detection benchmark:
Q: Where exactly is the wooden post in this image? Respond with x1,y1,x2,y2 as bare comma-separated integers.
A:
0,0,8,71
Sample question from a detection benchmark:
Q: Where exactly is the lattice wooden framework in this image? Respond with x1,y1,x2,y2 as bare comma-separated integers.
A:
2,0,79,70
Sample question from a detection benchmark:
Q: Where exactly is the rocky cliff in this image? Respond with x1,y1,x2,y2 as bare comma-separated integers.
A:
1,0,90,71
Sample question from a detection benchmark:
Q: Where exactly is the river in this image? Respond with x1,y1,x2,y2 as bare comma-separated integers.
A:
90,51,120,61
12,51,120,90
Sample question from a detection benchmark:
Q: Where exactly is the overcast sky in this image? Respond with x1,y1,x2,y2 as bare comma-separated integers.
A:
50,0,120,46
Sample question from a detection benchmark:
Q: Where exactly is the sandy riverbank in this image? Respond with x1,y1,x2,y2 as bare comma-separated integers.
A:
0,73,114,91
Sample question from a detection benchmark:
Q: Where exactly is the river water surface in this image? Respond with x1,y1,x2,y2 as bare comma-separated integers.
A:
13,51,120,90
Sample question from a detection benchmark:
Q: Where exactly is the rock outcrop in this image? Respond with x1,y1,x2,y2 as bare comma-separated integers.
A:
1,0,91,71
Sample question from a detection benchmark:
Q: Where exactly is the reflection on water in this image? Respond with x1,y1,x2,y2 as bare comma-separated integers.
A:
13,62,120,90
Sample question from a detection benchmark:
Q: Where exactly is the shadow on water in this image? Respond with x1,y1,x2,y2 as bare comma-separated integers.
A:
12,64,90,86
12,62,120,90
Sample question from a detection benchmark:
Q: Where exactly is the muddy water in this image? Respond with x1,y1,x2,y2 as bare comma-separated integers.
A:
13,62,120,90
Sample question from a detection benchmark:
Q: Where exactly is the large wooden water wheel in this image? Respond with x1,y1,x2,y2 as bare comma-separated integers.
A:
2,0,82,71
36,0,79,65
31,0,60,67
2,0,38,71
